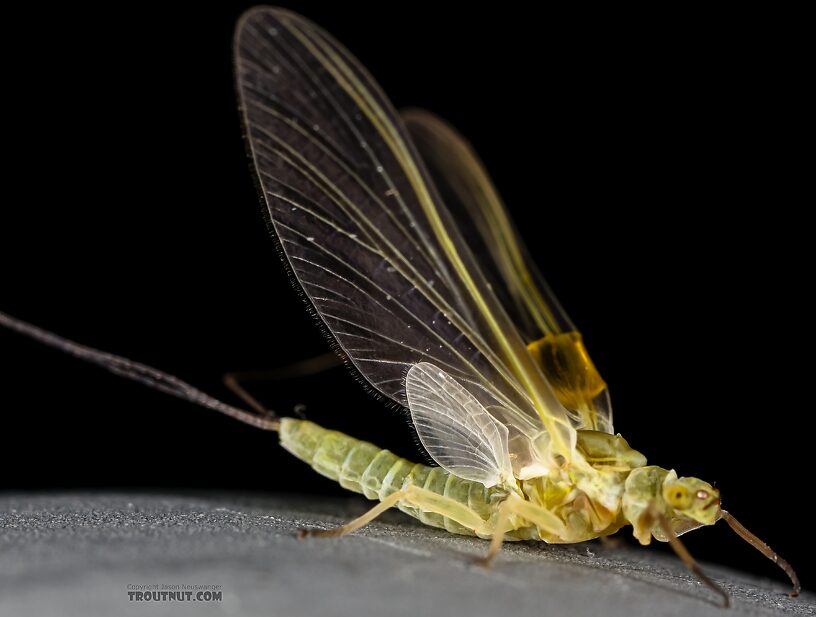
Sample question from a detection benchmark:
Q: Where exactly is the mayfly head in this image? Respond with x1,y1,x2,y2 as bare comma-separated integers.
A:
623,464,799,596
662,475,721,526
623,466,717,544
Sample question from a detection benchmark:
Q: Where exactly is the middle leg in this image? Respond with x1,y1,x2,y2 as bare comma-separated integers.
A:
477,492,569,567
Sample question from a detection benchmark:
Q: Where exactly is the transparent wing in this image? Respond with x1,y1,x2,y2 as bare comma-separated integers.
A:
234,7,577,460
402,109,573,341
406,362,512,487
403,110,613,433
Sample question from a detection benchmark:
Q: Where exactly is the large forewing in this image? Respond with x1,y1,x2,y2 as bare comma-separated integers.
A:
403,110,613,434
402,109,575,342
234,8,576,458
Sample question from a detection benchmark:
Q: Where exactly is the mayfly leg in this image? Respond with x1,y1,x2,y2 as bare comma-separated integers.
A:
298,485,487,540
223,352,341,416
653,507,730,608
298,489,409,538
475,499,513,567
720,511,800,597
477,493,569,567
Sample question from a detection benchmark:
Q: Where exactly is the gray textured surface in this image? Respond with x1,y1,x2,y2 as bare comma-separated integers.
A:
0,492,809,617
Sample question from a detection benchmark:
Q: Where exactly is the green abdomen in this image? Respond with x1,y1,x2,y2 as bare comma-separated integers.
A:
279,418,498,535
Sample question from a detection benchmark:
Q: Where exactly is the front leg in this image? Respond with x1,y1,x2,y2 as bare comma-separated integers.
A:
641,502,730,608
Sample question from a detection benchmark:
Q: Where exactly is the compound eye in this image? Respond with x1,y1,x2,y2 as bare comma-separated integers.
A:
664,485,692,509
696,490,709,500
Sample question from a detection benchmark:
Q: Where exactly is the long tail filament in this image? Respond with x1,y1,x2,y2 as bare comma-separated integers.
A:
0,311,280,432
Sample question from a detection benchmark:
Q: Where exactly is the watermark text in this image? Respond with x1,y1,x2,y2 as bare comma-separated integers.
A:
127,584,222,602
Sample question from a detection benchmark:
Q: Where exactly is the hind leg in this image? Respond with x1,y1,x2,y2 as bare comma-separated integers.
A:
298,484,486,538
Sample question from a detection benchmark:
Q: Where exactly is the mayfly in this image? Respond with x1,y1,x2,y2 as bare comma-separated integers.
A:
0,7,800,608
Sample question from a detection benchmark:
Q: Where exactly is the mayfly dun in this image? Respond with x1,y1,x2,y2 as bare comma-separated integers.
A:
0,7,800,608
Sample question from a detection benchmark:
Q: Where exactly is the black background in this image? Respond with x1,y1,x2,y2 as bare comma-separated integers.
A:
1,2,812,589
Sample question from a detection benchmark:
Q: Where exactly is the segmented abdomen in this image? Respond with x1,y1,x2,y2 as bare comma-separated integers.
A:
279,418,498,535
